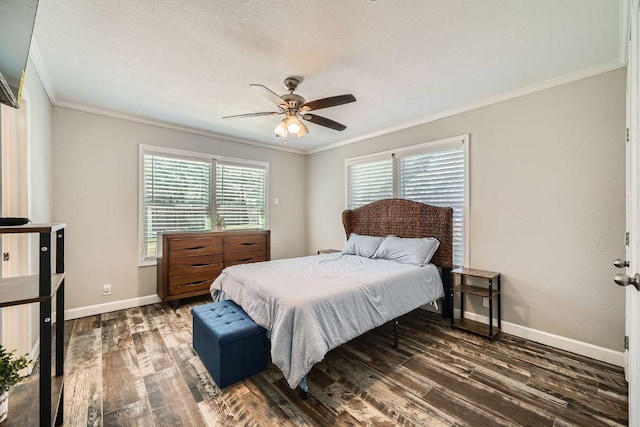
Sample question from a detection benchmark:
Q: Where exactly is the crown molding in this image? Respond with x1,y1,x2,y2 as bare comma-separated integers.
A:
307,60,626,155
54,100,306,155
29,40,57,104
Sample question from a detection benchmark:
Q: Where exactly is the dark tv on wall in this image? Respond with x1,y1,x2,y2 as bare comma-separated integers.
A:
0,0,39,109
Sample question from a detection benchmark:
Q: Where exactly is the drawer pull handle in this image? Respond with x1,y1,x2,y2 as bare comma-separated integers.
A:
192,263,208,267
241,242,256,246
183,280,209,288
189,246,205,250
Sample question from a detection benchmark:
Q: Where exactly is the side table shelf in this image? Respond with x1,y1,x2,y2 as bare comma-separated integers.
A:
317,249,341,255
0,223,65,426
451,267,501,339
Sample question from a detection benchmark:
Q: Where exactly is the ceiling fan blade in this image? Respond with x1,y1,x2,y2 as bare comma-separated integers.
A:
221,111,281,119
300,94,356,112
250,84,290,109
302,114,347,131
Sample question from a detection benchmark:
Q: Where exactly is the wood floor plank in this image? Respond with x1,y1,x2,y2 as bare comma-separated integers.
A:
102,309,133,353
103,399,154,427
63,366,102,427
102,346,147,415
144,364,206,427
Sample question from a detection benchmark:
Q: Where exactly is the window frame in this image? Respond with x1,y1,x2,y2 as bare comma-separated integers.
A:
138,144,269,266
344,134,469,267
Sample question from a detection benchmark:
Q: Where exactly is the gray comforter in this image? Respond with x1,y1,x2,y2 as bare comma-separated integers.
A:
210,253,444,388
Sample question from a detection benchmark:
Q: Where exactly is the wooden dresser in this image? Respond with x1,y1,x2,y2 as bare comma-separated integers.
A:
157,229,270,303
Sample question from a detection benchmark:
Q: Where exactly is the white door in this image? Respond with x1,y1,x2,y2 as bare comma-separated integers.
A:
0,94,31,362
620,1,640,425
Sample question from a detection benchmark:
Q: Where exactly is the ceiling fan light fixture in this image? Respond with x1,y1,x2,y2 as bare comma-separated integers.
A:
275,114,308,138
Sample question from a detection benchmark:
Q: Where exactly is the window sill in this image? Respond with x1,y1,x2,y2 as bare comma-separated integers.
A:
139,258,157,267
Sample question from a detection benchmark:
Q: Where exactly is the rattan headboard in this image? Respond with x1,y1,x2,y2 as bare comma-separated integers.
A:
342,198,453,269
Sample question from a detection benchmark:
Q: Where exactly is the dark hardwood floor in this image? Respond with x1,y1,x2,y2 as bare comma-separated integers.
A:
61,297,628,426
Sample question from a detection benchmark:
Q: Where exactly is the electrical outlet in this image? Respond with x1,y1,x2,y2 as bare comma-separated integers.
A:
103,284,112,296
482,297,489,308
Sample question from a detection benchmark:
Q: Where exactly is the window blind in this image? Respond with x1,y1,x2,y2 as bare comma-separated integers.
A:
397,148,465,266
346,158,393,209
215,162,267,230
143,154,212,258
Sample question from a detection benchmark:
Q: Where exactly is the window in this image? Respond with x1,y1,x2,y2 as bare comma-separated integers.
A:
216,162,267,230
139,145,268,265
345,135,468,266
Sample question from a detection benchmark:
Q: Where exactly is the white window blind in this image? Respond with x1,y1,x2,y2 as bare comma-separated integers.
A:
215,162,267,230
344,136,468,267
346,158,393,209
397,147,465,266
143,154,212,259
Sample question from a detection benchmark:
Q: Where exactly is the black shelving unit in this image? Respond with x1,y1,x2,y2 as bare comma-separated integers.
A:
450,267,501,339
0,223,65,426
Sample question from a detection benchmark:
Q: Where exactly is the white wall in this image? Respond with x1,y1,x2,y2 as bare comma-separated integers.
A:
25,58,54,353
307,69,627,351
52,108,307,310
25,59,53,225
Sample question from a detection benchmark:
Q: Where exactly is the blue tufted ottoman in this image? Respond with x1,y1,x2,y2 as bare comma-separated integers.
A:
192,300,266,388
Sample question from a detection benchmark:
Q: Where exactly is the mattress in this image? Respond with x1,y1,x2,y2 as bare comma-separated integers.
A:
209,252,444,388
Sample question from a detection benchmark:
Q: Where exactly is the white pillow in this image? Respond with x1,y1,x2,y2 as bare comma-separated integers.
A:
373,236,440,266
342,233,384,258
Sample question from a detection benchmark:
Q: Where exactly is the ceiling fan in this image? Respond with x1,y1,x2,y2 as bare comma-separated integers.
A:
222,77,356,138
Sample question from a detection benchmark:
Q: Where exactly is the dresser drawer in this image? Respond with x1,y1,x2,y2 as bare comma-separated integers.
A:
223,234,267,253
168,270,222,296
224,249,268,266
169,254,224,276
168,237,223,258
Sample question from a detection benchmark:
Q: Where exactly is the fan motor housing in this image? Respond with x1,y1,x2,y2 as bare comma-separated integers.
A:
281,93,306,109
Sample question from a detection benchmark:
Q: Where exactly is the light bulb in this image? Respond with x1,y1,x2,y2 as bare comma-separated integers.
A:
287,121,301,133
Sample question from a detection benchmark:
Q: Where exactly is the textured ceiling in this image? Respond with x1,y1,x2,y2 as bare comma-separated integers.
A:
32,0,623,153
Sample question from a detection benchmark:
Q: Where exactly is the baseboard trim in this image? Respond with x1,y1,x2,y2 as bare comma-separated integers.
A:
447,309,624,367
64,295,162,320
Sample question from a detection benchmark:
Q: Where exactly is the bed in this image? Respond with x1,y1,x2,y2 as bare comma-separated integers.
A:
209,198,453,391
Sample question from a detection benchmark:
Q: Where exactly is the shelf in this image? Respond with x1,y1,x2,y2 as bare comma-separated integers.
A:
452,284,500,297
452,267,500,280
0,274,65,308
0,223,65,234
6,375,63,427
453,318,500,339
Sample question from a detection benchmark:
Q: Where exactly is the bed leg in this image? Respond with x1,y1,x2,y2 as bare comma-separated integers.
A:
441,267,452,319
298,375,309,400
393,319,399,348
